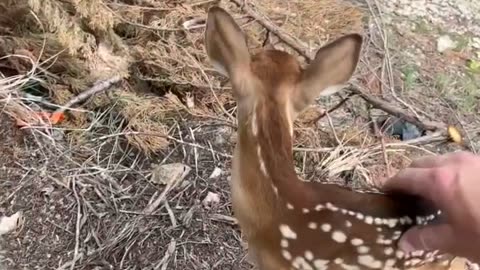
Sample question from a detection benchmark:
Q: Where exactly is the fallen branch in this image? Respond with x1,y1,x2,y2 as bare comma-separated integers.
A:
55,76,123,114
348,86,446,131
231,0,448,134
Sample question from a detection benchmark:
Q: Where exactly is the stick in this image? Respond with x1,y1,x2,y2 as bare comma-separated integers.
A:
55,76,123,113
231,0,448,133
348,86,446,131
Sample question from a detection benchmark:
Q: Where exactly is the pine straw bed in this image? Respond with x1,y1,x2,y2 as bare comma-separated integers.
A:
0,0,451,269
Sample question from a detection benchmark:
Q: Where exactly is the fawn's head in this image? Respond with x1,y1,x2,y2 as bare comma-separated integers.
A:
205,6,362,138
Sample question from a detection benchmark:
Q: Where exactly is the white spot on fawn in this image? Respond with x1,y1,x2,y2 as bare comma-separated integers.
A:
392,231,402,240
282,250,292,261
271,184,278,195
332,231,347,243
350,238,363,246
308,222,318,229
357,255,382,269
326,202,338,211
279,224,297,239
357,246,370,254
315,204,324,211
292,257,313,270
384,247,394,255
385,259,396,267
281,239,289,248
321,223,332,232
287,203,294,210
305,250,314,261
345,221,352,227
313,259,330,269
365,216,374,224
302,208,310,214
411,250,425,257
334,258,344,264
259,159,268,177
251,111,258,136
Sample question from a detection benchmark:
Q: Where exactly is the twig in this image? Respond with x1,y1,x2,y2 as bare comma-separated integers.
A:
153,239,176,270
325,111,341,146
310,93,357,124
372,118,391,177
349,85,445,131
55,76,123,113
70,180,82,270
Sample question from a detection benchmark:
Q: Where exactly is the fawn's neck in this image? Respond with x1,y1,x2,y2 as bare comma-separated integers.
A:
235,99,308,201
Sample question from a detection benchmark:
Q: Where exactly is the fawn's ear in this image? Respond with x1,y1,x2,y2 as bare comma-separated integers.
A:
205,7,252,96
293,34,363,112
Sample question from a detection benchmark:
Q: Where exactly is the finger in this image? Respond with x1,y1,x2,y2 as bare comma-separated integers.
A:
380,168,438,200
408,154,450,169
398,223,455,254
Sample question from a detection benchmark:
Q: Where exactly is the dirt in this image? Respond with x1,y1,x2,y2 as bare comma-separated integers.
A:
0,114,76,269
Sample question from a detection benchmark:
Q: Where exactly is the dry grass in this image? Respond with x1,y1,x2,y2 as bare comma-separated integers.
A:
0,0,367,154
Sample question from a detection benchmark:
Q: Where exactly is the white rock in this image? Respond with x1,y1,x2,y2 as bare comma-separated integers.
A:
209,167,222,179
437,35,456,52
202,192,220,207
0,212,23,236
472,37,480,49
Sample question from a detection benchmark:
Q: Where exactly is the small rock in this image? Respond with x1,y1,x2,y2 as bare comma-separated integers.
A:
0,212,23,236
437,35,457,53
41,185,54,196
202,192,220,208
209,167,222,179
151,163,191,185
472,37,480,49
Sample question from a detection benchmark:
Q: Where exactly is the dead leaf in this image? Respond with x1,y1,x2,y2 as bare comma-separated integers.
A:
151,163,191,185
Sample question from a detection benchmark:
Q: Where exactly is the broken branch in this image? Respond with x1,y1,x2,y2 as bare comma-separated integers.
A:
55,76,123,114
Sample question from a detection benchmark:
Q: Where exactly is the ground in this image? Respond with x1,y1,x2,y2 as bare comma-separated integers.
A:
1,0,479,269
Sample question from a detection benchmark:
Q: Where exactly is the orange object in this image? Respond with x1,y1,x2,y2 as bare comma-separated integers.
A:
15,111,65,127
447,125,463,144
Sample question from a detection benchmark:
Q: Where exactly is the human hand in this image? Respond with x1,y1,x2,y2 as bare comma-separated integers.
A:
380,151,480,261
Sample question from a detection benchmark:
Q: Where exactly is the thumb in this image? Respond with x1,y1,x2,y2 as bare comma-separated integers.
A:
398,223,455,253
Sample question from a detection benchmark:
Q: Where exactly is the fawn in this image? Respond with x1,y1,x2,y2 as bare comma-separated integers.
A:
204,6,465,270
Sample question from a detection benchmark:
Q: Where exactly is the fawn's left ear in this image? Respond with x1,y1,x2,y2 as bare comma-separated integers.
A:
205,8,250,74
292,34,363,112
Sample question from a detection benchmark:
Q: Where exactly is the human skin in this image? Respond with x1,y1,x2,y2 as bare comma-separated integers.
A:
379,151,480,262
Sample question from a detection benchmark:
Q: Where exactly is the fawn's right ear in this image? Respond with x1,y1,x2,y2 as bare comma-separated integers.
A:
205,7,252,96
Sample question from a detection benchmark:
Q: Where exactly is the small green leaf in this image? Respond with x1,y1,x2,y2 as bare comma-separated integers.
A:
466,59,480,73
